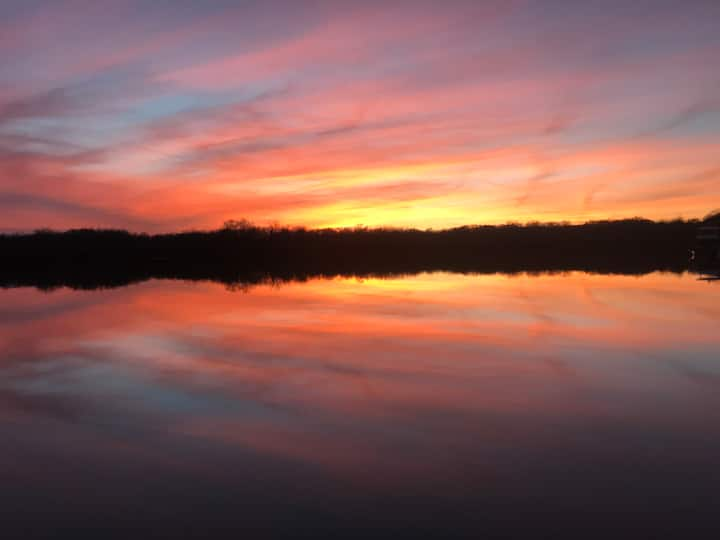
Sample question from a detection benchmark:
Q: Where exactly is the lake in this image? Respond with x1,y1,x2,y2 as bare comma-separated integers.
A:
1,271,719,538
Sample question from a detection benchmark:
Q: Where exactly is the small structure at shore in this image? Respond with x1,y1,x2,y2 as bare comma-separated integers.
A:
694,211,720,262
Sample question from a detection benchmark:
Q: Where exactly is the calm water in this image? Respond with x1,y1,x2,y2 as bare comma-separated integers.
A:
2,272,719,538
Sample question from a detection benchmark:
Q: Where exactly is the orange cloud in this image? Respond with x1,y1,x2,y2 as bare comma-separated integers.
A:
1,1,719,230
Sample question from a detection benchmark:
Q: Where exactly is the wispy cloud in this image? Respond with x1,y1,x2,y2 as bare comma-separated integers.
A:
0,0,719,230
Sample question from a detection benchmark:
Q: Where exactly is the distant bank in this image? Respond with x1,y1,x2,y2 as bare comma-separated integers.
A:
1,218,714,290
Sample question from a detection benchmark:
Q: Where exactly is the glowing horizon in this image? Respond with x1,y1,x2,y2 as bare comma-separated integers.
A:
1,1,719,232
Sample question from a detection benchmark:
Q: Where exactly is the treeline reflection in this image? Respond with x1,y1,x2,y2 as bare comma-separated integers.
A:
0,218,711,291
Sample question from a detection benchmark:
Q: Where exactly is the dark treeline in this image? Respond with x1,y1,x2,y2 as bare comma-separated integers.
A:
0,218,710,291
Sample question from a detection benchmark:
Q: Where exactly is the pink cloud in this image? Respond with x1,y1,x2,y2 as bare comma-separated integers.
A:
1,1,719,230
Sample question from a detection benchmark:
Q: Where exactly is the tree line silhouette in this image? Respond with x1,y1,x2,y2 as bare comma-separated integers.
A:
0,217,709,290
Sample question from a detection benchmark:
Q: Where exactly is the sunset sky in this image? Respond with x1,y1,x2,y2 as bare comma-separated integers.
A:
1,0,719,232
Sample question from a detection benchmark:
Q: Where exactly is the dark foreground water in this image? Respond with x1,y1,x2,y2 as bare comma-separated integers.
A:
1,271,719,538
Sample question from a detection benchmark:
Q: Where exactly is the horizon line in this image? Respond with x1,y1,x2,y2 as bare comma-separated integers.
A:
0,214,712,236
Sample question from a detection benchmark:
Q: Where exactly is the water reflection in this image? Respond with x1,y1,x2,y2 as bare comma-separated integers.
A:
1,272,719,538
